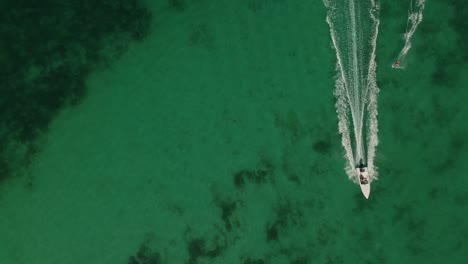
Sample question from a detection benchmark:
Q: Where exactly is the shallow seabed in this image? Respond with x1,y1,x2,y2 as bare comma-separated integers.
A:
0,0,467,263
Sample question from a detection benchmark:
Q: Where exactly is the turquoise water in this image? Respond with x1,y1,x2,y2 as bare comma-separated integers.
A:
0,0,467,263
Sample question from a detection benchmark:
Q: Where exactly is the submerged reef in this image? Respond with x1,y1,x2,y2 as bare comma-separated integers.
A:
128,233,161,264
0,0,152,184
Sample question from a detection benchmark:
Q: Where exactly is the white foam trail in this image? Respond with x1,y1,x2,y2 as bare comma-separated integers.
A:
395,0,426,65
324,0,380,182
366,0,380,179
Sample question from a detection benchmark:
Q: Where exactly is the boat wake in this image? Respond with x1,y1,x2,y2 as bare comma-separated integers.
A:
394,0,426,68
323,0,380,183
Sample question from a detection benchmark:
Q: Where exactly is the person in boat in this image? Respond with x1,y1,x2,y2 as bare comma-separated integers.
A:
393,60,401,68
360,174,368,185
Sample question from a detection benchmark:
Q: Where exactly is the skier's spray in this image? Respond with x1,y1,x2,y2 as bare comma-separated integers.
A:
394,0,426,68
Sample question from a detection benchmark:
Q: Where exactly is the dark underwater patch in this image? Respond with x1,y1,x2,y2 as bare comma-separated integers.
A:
243,257,265,264
315,222,339,249
449,0,468,60
168,0,186,12
427,187,447,200
233,169,271,188
430,51,460,88
186,235,226,264
325,255,344,264
265,198,305,243
189,23,213,48
245,0,286,13
286,173,301,185
406,218,427,256
0,156,10,183
453,192,468,207
290,256,309,264
233,156,275,189
427,0,467,88
246,0,268,13
129,233,161,264
213,196,239,231
312,139,331,154
431,59,450,87
266,222,279,242
273,111,306,144
392,202,414,224
428,130,465,174
281,148,306,186
274,199,304,228
0,0,152,184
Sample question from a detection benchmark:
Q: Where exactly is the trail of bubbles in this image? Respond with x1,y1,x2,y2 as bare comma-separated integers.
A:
324,0,380,182
325,2,356,174
365,0,380,180
395,0,426,66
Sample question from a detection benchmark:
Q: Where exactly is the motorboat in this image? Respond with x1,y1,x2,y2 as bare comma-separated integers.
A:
356,159,370,199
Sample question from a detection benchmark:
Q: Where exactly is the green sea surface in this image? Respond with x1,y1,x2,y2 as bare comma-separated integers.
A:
0,0,467,263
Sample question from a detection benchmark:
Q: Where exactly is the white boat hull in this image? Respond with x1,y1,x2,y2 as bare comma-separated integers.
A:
356,168,371,199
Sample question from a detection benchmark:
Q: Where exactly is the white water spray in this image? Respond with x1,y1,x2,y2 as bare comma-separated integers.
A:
394,0,426,67
324,0,380,182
